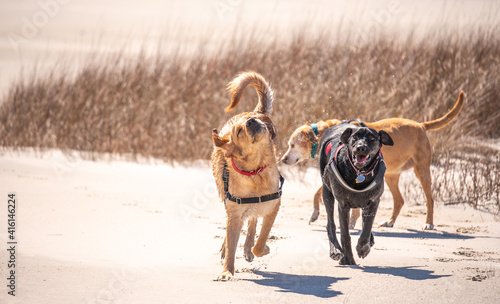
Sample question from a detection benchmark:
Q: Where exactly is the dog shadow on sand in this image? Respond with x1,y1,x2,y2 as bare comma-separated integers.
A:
359,265,451,280
246,270,348,298
246,265,447,298
371,229,475,240
312,228,476,240
245,229,463,297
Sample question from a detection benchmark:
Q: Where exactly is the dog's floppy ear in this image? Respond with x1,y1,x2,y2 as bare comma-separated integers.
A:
212,129,229,147
379,130,394,146
340,128,353,145
305,128,318,144
259,115,277,140
212,129,240,158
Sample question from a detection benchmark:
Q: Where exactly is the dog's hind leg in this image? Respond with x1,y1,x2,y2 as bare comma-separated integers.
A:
379,172,404,228
252,201,280,257
414,164,434,230
323,186,343,261
349,209,360,229
357,200,380,259
218,215,244,281
244,217,257,262
309,186,323,224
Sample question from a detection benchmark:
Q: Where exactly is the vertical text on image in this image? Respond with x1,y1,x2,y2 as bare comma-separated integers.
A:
7,193,17,297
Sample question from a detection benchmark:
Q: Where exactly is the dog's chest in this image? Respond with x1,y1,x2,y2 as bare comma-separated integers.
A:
225,171,281,218
328,173,384,207
228,171,279,197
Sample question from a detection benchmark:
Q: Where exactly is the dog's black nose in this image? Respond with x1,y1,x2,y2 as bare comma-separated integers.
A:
356,145,367,153
246,118,257,127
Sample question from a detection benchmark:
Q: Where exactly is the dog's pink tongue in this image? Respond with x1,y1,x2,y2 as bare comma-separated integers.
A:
356,155,368,163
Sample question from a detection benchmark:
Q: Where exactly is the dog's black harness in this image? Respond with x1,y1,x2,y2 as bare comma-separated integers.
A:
222,162,285,204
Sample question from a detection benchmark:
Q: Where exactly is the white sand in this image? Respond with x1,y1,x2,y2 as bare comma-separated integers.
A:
0,150,499,303
1,1,500,302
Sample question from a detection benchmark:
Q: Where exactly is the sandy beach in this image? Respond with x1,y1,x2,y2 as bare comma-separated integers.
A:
1,1,500,303
0,150,499,303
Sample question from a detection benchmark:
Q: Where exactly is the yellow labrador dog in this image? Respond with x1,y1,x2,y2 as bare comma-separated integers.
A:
281,92,464,230
211,71,283,280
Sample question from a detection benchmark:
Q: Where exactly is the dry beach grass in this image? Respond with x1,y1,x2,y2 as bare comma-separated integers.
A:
0,25,499,212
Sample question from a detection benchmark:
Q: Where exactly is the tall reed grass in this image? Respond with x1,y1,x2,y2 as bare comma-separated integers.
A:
0,26,498,211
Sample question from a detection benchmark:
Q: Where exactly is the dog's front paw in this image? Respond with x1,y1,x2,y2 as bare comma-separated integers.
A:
217,270,233,281
309,208,320,224
356,242,371,259
339,256,356,265
378,220,394,228
244,251,255,262
370,233,375,247
422,223,434,230
252,245,270,257
329,246,344,261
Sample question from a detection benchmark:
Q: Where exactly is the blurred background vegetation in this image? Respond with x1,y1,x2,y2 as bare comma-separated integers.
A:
0,23,498,212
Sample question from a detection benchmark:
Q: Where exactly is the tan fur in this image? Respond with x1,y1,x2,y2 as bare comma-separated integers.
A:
281,119,342,165
282,92,464,230
211,72,281,280
225,71,274,115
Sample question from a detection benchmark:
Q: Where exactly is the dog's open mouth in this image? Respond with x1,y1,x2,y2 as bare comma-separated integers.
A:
353,154,371,166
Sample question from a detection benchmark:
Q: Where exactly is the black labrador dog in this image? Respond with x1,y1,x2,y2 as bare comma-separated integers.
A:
319,122,394,265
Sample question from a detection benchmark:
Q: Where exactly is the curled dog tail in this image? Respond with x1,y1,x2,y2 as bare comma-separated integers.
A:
225,71,274,115
422,91,464,131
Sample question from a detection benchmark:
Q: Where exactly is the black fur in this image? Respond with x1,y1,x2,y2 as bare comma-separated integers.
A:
319,123,393,265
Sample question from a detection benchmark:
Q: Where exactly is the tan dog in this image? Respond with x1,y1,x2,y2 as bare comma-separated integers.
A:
211,71,283,280
281,92,464,230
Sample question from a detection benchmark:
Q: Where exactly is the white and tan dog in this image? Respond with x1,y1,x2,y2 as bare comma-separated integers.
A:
211,71,283,280
281,92,464,230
